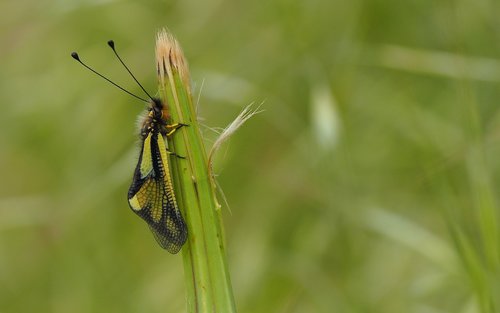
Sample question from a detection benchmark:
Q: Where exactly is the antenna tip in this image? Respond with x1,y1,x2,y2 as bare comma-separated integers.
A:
107,40,115,49
71,52,80,61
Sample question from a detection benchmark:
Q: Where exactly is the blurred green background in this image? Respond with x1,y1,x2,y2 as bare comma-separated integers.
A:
1,0,500,312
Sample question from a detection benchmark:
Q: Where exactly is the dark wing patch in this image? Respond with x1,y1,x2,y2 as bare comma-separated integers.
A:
128,131,187,254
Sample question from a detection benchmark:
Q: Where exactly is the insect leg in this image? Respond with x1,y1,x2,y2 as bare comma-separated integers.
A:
165,123,188,137
166,147,186,159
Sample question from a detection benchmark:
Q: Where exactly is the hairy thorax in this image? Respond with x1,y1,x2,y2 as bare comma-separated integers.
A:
139,98,171,138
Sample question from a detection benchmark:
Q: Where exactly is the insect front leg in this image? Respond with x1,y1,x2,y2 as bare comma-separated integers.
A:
165,123,188,137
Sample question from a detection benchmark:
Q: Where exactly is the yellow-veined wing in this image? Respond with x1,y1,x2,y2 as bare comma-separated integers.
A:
128,131,187,253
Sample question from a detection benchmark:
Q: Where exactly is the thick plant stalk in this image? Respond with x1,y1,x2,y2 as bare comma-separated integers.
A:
155,30,236,313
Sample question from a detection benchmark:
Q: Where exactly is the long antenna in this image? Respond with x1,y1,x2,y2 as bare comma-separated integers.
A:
71,52,149,103
107,40,154,101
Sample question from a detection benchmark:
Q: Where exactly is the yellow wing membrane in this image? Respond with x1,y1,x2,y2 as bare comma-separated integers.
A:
128,131,187,253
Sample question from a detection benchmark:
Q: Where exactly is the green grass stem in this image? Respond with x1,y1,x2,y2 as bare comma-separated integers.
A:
155,30,236,313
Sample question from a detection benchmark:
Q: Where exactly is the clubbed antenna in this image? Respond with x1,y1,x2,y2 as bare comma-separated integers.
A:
70,51,149,103
107,40,154,101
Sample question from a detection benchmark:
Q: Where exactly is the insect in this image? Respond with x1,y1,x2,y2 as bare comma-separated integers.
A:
71,40,187,253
